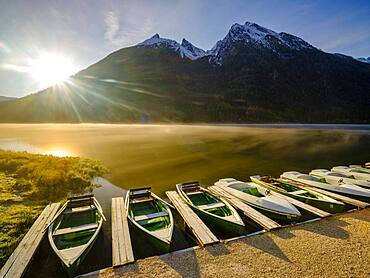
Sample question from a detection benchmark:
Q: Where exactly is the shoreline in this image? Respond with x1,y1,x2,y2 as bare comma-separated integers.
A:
80,208,370,278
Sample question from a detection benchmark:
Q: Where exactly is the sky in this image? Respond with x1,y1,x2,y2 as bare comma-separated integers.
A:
0,0,370,97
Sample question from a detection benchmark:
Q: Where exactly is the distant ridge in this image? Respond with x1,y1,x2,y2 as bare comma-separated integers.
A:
0,96,17,102
0,21,369,123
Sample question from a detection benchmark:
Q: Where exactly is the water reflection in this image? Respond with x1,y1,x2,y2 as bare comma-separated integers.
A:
0,124,369,197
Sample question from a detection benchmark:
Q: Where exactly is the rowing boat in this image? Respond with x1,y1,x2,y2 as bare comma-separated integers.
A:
214,178,301,223
281,171,370,202
48,194,105,277
349,164,370,173
332,166,370,181
176,181,245,235
310,169,370,189
126,187,173,253
250,175,346,213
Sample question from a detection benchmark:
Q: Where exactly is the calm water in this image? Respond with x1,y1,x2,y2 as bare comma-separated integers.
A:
0,124,369,277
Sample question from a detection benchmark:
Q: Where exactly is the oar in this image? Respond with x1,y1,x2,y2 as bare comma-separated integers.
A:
42,202,68,233
93,198,107,221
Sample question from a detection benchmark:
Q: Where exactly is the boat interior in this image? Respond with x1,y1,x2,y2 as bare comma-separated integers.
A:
129,188,170,231
181,182,232,217
53,196,99,250
261,177,318,198
227,182,264,197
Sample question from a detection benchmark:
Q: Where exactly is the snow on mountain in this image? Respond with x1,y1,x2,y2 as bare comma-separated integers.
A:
357,57,370,64
180,39,206,60
137,22,319,64
137,34,206,60
208,21,315,63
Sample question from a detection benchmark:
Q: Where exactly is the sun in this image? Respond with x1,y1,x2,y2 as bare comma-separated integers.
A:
28,53,76,88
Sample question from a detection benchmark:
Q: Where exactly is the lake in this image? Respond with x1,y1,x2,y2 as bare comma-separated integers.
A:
0,123,369,276
1,124,369,196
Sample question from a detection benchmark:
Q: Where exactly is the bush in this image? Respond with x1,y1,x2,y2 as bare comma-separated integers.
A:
0,150,108,266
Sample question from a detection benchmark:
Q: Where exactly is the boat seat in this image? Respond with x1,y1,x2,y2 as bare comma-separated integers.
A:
186,191,202,196
63,206,95,214
290,190,307,195
197,202,225,210
54,223,99,236
134,211,168,222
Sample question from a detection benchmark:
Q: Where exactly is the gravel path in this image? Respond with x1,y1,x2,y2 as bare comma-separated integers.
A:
82,208,370,278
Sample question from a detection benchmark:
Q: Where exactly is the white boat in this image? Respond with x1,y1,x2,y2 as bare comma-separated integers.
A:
281,171,370,202
349,165,370,174
176,181,245,235
125,187,174,253
48,194,105,277
310,169,370,189
214,178,301,222
332,166,370,181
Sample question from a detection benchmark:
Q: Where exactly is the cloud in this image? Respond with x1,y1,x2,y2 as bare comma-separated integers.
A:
0,41,11,53
104,12,120,43
103,11,153,47
1,63,29,73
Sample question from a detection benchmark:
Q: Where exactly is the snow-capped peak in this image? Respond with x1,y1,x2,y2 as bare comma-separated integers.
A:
137,34,206,60
357,56,370,64
138,33,178,48
180,39,206,60
209,21,315,63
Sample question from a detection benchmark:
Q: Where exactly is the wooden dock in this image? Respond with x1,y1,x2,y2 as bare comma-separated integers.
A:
166,191,219,246
208,186,281,231
248,181,331,218
299,186,369,209
0,202,60,278
111,197,134,267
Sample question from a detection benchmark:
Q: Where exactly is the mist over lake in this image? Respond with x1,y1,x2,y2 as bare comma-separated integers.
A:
1,124,369,197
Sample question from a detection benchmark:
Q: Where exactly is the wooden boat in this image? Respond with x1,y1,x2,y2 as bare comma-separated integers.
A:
214,178,301,222
310,169,370,189
126,187,173,253
349,164,370,173
281,171,370,202
48,194,105,277
176,181,245,235
250,175,346,213
332,166,370,181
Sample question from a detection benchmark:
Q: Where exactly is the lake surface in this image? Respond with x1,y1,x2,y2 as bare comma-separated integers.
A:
0,124,369,276
0,124,369,196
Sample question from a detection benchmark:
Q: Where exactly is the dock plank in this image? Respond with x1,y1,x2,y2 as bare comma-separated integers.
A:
208,186,280,231
166,191,219,246
0,202,60,278
111,197,134,267
248,181,331,218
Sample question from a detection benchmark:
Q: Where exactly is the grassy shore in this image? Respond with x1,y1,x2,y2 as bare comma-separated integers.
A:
84,208,370,278
0,150,107,266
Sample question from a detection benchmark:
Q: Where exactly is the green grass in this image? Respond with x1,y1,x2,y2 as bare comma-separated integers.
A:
0,150,108,266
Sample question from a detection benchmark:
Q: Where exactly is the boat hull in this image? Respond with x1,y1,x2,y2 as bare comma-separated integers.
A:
191,206,245,236
251,178,347,214
284,193,346,213
60,231,100,277
250,205,300,223
128,218,171,253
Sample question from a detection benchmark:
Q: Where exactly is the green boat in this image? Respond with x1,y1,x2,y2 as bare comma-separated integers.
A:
48,194,105,277
126,187,174,253
250,175,346,213
176,181,245,236
215,178,302,223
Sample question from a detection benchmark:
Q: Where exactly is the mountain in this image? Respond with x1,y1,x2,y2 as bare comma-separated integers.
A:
0,21,369,123
137,34,206,60
208,22,315,64
357,57,370,64
0,96,16,102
